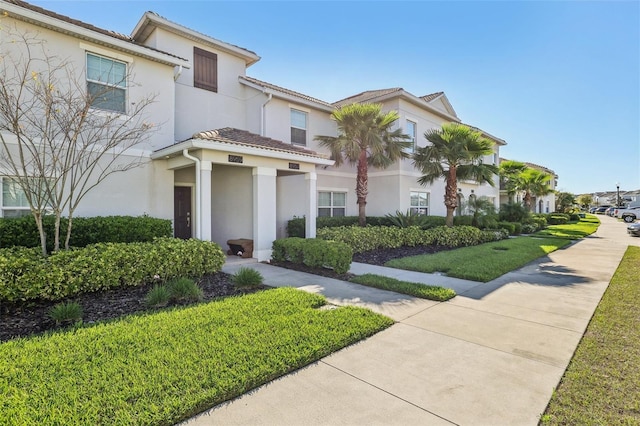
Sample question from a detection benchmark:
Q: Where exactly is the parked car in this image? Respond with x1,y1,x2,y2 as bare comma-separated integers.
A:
605,207,616,216
594,206,610,214
588,207,598,214
617,206,640,223
628,222,640,236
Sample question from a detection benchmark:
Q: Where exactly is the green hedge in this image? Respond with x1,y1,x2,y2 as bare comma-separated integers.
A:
272,238,353,274
0,215,172,251
544,213,571,225
0,238,225,303
317,225,508,254
286,215,449,237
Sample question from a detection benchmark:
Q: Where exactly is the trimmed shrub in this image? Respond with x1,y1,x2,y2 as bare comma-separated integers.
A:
0,215,172,251
545,213,570,225
521,223,538,234
480,228,510,243
286,215,398,237
497,221,516,235
0,238,225,303
499,202,531,223
527,215,547,230
420,216,447,229
453,215,473,226
271,238,352,274
569,213,581,222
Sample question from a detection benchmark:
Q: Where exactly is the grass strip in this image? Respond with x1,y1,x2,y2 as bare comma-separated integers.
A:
385,236,571,282
533,215,600,239
350,273,456,301
0,287,393,426
541,246,640,424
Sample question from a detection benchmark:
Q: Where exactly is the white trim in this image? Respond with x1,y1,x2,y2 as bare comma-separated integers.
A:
2,2,189,68
80,42,133,63
318,186,349,193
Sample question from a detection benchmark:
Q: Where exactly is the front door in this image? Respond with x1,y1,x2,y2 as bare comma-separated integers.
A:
174,186,192,239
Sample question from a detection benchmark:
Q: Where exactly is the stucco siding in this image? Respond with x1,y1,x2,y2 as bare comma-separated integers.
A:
211,165,253,249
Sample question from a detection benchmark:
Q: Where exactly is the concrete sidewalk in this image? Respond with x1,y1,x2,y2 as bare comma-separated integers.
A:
185,217,638,425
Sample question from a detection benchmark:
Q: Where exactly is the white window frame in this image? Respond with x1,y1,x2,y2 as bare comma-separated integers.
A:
1,177,31,218
318,191,346,217
86,52,127,114
290,108,308,145
406,119,417,152
410,190,429,215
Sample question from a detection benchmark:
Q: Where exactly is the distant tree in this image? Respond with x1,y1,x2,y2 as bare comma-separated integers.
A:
555,192,576,213
315,103,411,227
413,123,498,227
577,194,593,209
518,168,554,211
0,26,157,256
465,195,497,228
499,160,527,203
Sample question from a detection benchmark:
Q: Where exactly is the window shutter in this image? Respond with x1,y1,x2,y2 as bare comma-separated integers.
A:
194,47,218,92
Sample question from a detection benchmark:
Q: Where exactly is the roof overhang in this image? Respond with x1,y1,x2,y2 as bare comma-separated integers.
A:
2,2,190,69
239,77,334,112
152,139,335,166
132,12,260,67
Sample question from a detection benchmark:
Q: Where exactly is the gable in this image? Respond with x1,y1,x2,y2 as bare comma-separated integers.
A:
426,94,458,118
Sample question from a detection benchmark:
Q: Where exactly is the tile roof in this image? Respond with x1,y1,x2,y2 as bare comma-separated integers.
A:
191,128,328,159
332,88,403,108
421,92,444,102
3,0,187,61
240,76,333,108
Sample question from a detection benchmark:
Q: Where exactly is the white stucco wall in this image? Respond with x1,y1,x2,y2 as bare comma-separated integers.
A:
210,165,253,249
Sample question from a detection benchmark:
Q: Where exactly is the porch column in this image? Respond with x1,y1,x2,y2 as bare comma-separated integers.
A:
200,161,212,241
305,172,317,238
253,167,277,261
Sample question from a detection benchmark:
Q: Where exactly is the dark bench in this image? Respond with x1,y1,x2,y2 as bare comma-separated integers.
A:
227,238,253,258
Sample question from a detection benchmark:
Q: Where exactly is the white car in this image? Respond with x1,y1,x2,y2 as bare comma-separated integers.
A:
617,206,640,223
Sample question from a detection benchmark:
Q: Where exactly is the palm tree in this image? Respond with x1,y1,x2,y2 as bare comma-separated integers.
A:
499,160,528,203
315,103,411,227
413,123,498,227
517,168,553,211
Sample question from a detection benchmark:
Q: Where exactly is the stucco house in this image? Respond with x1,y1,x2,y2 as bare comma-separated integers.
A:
1,0,507,260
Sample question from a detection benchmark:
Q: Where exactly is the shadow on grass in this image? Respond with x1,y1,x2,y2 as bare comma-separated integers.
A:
458,254,592,300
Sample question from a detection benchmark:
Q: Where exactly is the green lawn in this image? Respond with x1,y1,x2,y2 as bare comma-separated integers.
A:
533,215,600,239
350,274,456,301
385,236,571,282
0,288,393,425
541,246,640,424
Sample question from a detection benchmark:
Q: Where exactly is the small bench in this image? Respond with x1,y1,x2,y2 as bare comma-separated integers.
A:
227,238,253,258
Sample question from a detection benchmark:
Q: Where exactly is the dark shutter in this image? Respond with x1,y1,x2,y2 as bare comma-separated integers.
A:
194,47,218,92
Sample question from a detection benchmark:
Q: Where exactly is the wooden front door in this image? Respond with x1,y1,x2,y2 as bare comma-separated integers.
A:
174,186,192,239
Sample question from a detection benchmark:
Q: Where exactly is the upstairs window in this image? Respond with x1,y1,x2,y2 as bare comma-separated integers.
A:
406,120,417,152
318,191,345,217
87,53,127,113
291,109,307,145
194,47,218,92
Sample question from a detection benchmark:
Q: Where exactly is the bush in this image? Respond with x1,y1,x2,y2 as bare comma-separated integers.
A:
286,216,395,237
499,202,531,223
527,215,548,230
546,213,570,225
145,285,171,308
453,215,473,226
272,238,352,274
167,277,203,303
497,221,516,235
521,223,538,234
48,301,83,325
0,238,225,303
0,215,172,251
232,267,264,289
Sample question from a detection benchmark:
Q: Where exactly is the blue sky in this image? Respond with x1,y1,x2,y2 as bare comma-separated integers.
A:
28,0,640,195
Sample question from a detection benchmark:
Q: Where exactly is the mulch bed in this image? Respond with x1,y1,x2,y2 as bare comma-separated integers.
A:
0,272,265,343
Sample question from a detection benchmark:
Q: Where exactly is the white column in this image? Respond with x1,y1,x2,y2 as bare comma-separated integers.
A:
305,172,317,238
200,161,212,241
253,167,277,261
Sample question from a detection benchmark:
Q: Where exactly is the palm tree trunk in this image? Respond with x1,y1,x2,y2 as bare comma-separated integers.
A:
444,168,457,227
356,149,368,227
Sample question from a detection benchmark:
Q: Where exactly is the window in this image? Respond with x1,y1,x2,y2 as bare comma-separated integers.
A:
87,53,127,113
406,120,417,152
1,178,31,218
194,47,218,92
410,191,429,215
318,191,345,217
291,109,307,145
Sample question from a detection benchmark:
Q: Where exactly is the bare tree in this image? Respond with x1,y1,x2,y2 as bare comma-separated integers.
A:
0,26,158,256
